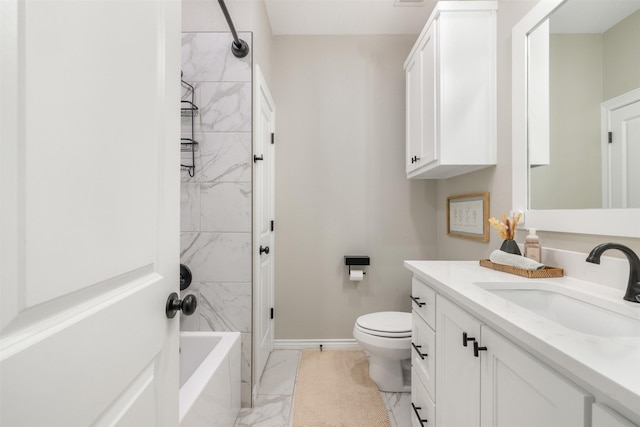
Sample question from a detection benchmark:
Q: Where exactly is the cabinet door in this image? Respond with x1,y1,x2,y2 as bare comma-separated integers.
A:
480,327,593,427
406,45,422,173
436,296,481,427
420,21,437,166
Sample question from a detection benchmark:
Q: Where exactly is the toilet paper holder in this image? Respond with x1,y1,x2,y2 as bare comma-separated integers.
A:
345,256,370,275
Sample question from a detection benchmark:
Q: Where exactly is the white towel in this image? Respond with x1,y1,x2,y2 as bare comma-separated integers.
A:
489,249,545,271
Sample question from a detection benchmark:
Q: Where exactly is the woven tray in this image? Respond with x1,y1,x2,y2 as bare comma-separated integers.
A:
479,259,564,278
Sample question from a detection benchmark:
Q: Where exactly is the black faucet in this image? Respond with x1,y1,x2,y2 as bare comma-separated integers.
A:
586,243,640,303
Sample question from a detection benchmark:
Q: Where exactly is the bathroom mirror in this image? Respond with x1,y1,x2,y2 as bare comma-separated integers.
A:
512,0,640,237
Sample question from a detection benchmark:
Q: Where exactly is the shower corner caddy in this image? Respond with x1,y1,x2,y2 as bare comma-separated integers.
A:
181,74,198,177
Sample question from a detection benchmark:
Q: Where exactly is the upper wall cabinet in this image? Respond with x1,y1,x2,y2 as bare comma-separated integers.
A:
405,1,497,179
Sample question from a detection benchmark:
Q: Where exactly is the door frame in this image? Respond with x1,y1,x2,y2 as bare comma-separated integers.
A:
252,64,276,404
600,88,640,208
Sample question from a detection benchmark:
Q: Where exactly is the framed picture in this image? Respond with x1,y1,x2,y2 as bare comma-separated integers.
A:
446,192,490,241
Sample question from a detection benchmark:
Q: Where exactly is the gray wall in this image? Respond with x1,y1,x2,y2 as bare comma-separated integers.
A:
273,35,438,339
530,34,602,210
603,10,640,101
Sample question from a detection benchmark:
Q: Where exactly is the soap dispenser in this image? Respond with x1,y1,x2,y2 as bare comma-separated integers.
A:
524,228,541,262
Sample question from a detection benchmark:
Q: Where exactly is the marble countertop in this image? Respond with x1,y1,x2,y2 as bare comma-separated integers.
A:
404,260,640,423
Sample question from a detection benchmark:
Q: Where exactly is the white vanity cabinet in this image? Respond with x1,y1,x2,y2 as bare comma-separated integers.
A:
404,1,497,179
480,327,593,427
411,275,594,427
411,278,437,425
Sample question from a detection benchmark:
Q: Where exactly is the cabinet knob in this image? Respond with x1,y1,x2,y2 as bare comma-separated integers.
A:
411,403,428,426
473,341,487,357
410,295,426,307
462,332,476,347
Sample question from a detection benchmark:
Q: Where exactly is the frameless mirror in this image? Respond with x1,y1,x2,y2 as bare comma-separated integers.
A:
512,0,640,237
528,0,640,210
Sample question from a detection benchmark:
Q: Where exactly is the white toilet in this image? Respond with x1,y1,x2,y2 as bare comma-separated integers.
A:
353,311,412,392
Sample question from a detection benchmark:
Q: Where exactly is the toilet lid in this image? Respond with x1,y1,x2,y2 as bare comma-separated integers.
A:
356,312,412,337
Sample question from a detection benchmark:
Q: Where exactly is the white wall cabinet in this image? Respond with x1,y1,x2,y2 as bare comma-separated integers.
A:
404,1,497,179
412,276,595,427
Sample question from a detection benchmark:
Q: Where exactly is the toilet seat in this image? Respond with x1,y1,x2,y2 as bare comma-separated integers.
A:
355,312,411,338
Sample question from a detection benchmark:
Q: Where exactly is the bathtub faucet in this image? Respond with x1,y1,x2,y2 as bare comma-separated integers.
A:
586,243,640,303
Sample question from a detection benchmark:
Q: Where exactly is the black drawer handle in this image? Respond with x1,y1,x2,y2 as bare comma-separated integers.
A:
462,332,476,347
411,402,428,426
410,295,426,307
474,341,487,357
412,342,428,360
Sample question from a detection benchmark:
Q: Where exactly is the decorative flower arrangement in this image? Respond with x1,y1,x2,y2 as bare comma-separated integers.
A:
488,212,522,240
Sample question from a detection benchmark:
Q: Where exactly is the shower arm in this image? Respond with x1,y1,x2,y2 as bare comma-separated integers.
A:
217,0,250,58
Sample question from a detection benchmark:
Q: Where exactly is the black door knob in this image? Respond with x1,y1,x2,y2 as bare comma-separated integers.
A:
254,154,264,163
179,264,192,291
166,292,197,318
259,245,270,255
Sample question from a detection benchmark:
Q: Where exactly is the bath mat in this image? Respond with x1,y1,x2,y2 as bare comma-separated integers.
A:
292,349,391,427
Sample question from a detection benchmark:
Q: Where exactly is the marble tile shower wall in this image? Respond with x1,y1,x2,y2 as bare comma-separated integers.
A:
180,32,253,407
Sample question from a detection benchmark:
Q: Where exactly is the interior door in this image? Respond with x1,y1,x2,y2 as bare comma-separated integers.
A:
609,100,640,208
0,1,181,425
252,65,276,397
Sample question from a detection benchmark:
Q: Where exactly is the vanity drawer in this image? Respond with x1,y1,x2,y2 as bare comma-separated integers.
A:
411,370,436,427
412,314,435,400
411,277,436,328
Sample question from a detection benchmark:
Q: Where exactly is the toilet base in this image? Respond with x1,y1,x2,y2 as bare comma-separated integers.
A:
368,354,411,393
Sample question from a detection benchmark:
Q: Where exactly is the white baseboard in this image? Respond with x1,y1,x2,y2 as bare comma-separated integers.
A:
273,339,361,350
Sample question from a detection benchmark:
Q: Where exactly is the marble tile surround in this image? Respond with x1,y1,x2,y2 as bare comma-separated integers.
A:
180,31,253,407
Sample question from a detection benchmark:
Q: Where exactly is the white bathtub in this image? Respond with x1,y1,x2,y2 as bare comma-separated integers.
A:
179,332,241,426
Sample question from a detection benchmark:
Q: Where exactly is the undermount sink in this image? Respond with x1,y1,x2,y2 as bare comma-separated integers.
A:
474,283,640,338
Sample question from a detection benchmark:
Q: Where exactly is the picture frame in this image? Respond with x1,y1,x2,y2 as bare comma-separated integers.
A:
446,192,490,241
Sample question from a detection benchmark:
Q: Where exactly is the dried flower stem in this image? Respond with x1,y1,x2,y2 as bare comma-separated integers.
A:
489,212,522,240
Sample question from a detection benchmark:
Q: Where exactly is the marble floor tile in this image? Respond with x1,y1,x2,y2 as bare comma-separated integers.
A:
233,349,404,427
257,350,301,396
383,391,412,427
233,394,293,427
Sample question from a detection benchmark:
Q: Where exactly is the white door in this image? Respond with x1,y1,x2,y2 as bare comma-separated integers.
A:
0,1,181,425
252,65,276,397
609,100,640,208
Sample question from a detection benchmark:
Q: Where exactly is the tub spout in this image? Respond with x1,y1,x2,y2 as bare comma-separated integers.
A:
586,243,640,303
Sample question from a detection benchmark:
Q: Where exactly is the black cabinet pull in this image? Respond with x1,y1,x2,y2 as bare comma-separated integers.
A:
411,403,428,426
253,154,264,162
410,295,426,307
259,245,270,255
474,341,487,357
412,342,428,360
462,332,476,347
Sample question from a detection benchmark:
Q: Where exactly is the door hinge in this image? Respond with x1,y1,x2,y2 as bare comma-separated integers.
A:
270,308,274,319
608,131,613,144
271,133,275,144
270,220,274,232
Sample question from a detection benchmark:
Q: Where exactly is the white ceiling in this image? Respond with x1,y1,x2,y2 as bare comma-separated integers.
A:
550,0,640,34
264,0,437,35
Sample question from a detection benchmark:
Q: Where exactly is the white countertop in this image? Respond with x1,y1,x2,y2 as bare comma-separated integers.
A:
404,260,640,423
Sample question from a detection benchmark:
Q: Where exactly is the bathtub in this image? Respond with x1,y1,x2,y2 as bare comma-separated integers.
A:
179,332,241,426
